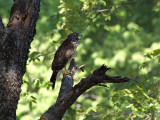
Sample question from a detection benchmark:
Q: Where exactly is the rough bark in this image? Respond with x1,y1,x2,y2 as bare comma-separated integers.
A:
40,59,130,120
0,17,6,46
0,0,40,119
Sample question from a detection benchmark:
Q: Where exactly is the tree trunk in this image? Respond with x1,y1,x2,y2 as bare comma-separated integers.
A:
0,0,40,119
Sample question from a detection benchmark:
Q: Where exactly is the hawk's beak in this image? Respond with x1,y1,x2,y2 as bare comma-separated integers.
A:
78,34,82,40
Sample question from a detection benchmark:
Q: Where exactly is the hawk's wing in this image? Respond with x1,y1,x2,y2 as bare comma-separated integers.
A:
52,39,75,71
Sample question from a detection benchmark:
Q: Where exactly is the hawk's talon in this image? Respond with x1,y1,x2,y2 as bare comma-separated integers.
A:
64,70,72,75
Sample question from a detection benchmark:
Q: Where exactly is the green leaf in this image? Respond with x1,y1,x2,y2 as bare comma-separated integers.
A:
140,61,149,69
152,49,160,56
29,102,32,110
91,107,96,112
36,57,40,61
23,80,29,85
144,52,152,59
30,51,39,58
31,96,37,100
32,100,37,104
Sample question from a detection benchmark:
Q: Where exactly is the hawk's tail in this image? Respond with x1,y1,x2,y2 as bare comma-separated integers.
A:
50,71,58,89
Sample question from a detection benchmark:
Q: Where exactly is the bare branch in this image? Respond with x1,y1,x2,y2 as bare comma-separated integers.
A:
40,61,130,120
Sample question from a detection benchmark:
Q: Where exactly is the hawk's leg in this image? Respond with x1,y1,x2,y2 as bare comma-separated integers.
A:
64,66,72,75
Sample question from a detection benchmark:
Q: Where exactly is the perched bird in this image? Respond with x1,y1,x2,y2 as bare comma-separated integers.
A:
50,32,82,89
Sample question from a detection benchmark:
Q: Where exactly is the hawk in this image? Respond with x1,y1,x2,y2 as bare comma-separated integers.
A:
50,32,82,89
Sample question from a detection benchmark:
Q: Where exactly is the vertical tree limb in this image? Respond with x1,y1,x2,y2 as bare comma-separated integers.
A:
0,17,7,47
0,0,40,119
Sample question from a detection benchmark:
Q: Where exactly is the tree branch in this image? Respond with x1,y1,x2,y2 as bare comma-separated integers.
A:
40,59,130,120
95,0,139,13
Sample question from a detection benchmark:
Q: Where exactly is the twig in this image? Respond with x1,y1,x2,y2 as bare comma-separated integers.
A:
29,50,55,62
131,78,140,83
96,0,139,13
78,64,85,72
144,114,150,120
127,111,135,120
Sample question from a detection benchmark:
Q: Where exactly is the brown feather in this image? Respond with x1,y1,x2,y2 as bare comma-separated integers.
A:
50,32,81,89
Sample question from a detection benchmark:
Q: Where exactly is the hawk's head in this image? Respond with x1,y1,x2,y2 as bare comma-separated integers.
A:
67,32,82,41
